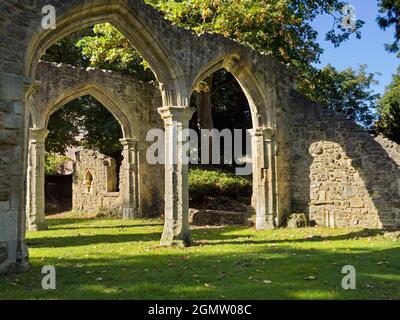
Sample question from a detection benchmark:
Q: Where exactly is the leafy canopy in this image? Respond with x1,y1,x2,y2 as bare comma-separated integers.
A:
298,65,379,127
42,1,382,156
145,0,364,69
377,0,400,54
375,67,400,143
46,96,123,156
76,23,154,81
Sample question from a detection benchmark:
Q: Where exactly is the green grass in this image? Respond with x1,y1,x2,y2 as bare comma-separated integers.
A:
0,213,399,300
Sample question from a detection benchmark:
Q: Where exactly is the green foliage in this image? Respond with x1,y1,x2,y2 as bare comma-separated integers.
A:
298,64,380,128
76,23,154,80
41,1,374,156
46,101,81,155
145,0,363,68
190,70,252,131
45,154,71,175
189,167,252,209
46,95,123,156
377,0,400,54
374,67,400,143
42,27,93,67
146,0,374,127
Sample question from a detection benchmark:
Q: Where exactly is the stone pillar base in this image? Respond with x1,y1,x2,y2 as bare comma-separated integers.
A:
160,231,193,247
27,222,48,232
16,240,30,273
122,208,138,220
256,216,275,230
0,240,30,275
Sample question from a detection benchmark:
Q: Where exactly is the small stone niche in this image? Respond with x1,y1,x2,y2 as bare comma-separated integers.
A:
84,170,93,193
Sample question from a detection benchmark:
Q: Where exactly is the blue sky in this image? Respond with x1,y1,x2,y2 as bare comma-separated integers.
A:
312,0,399,95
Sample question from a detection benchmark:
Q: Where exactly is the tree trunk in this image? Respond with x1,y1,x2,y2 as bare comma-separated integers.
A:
195,76,214,164
196,76,214,130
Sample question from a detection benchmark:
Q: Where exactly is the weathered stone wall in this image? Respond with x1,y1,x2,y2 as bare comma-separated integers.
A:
73,149,121,214
289,90,400,229
1,0,399,273
29,61,165,218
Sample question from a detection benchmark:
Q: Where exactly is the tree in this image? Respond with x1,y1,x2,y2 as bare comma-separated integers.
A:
76,23,155,81
43,27,129,156
46,96,123,156
42,1,375,157
144,0,375,127
42,27,92,67
377,0,400,54
374,67,400,143
298,65,379,128
145,0,363,69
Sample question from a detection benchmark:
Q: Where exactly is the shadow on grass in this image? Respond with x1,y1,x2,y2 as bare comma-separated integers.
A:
27,232,162,248
192,227,385,246
31,220,385,249
15,218,399,299
49,224,164,231
2,244,400,300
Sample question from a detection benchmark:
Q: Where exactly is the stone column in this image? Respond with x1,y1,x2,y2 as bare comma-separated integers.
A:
158,106,195,247
119,138,139,219
26,128,48,231
251,127,277,230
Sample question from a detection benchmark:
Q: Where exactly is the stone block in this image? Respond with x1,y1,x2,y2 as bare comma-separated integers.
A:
0,189,9,201
0,211,17,241
0,243,8,264
190,209,250,226
0,131,19,145
350,197,364,208
287,213,308,229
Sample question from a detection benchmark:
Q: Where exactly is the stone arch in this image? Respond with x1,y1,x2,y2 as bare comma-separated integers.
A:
190,54,279,230
41,83,134,139
27,82,134,232
24,0,187,106
25,61,165,231
26,84,139,231
84,170,94,193
191,54,274,129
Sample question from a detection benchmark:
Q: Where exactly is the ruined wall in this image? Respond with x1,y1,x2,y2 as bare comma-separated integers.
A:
73,149,121,214
2,0,399,274
30,61,165,217
289,90,400,229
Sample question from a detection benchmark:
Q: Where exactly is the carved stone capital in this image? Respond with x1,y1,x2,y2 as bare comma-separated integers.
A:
119,138,138,150
193,81,210,93
250,127,275,141
29,128,49,141
24,79,41,99
158,106,195,124
222,54,242,73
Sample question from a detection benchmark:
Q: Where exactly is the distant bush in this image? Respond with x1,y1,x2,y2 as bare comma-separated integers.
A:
45,154,71,175
189,167,252,211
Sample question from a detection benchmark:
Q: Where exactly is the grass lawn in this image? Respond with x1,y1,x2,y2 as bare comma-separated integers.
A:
0,212,399,300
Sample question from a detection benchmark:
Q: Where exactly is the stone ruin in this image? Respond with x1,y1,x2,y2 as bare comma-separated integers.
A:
73,149,121,216
1,0,400,274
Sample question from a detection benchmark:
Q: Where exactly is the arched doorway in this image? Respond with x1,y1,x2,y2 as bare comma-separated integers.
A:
188,68,254,225
26,91,136,231
190,55,280,231
25,16,171,232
